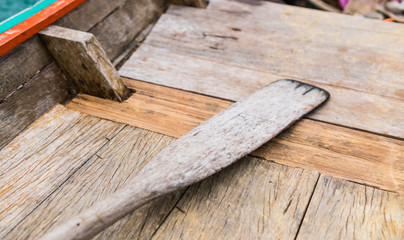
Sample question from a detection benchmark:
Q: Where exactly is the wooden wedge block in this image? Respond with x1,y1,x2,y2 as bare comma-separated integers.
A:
40,25,130,102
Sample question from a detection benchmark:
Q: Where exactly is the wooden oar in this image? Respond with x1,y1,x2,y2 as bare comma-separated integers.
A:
40,79,329,240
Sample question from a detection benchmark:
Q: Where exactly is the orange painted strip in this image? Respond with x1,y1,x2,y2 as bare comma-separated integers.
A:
0,0,86,57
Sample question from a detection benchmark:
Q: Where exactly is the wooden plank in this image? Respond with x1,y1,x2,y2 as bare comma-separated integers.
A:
153,157,319,239
66,79,404,194
54,0,127,31
0,0,165,147
67,81,233,138
119,45,404,139
40,25,130,101
137,4,404,100
44,79,328,240
296,175,404,239
0,0,165,102
88,0,166,60
207,0,399,33
0,0,125,102
0,63,75,150
4,127,184,240
0,105,124,238
0,36,53,102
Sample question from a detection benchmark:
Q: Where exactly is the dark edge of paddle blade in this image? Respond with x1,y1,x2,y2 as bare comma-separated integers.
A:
280,79,330,101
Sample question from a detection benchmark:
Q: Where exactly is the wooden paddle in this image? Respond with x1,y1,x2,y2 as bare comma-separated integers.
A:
40,79,329,240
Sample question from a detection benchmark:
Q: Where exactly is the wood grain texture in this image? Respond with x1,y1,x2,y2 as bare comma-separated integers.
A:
296,175,404,239
131,3,404,100
0,0,165,150
0,0,163,102
53,0,127,31
88,0,166,61
67,80,233,138
153,157,319,240
0,36,53,102
0,104,124,238
4,127,184,240
119,45,404,138
40,26,130,101
67,79,404,194
43,80,328,239
0,63,75,150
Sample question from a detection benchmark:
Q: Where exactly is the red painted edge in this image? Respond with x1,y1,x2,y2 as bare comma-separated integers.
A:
0,0,86,57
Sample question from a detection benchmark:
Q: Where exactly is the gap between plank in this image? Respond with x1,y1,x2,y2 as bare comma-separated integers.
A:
294,173,321,240
307,118,403,141
132,42,404,101
149,186,190,239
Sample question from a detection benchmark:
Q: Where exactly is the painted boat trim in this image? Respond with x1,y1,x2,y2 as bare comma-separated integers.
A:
0,0,59,34
0,0,86,57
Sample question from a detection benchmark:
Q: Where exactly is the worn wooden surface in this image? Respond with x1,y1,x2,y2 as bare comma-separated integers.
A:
67,79,404,194
297,175,404,239
0,0,166,150
87,0,166,61
43,80,328,239
153,157,319,239
4,126,183,240
2,1,404,239
138,4,404,100
0,36,53,102
1,104,326,240
68,79,232,138
119,4,404,138
0,63,75,149
40,26,130,101
120,45,404,139
0,0,164,102
0,105,124,238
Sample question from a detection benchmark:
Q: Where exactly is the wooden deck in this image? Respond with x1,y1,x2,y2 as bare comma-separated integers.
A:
1,0,404,239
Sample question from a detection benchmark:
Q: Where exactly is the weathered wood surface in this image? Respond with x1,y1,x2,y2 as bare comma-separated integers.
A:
0,63,75,149
0,0,164,102
42,80,328,239
207,0,402,33
40,26,130,101
67,79,404,194
153,157,319,239
120,45,404,139
87,0,166,61
4,127,183,240
121,3,404,100
0,105,124,238
0,36,53,102
1,109,321,240
297,175,404,239
68,79,233,138
53,0,128,32
0,0,165,150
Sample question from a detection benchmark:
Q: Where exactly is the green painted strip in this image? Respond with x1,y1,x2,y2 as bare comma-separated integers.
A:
0,0,59,33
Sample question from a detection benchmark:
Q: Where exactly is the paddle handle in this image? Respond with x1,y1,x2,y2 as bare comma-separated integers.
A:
39,175,160,240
